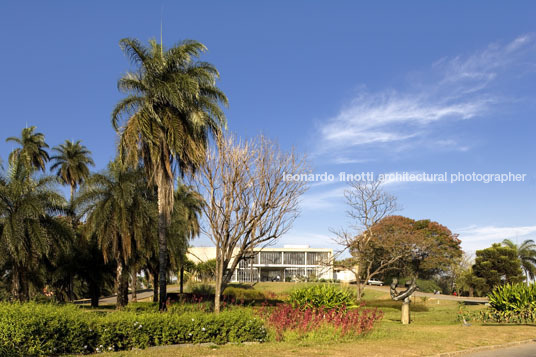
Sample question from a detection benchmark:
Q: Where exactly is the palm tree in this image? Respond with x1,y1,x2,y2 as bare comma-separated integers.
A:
112,37,227,310
50,140,95,201
6,126,50,172
168,182,204,293
502,238,536,283
0,158,71,301
77,163,156,308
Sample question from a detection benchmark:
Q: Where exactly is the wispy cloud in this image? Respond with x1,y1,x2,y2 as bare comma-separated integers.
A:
317,34,536,158
300,186,346,210
456,224,536,252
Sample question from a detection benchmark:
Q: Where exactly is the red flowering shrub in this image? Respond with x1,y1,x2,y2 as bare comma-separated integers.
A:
257,303,383,341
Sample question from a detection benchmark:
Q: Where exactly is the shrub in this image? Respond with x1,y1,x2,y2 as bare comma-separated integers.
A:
258,303,382,341
189,283,215,297
123,302,159,313
488,282,536,312
289,284,355,310
0,302,267,356
223,287,265,302
0,303,96,356
473,283,536,323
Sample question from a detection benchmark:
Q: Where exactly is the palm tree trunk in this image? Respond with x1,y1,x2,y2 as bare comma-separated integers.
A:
12,264,23,302
157,174,173,311
152,268,159,303
179,265,184,294
89,280,100,308
70,185,74,203
131,266,137,302
116,259,128,308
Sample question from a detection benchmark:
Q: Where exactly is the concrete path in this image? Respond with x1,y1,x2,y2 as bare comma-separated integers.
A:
85,284,486,306
462,342,536,356
75,286,180,305
365,285,488,304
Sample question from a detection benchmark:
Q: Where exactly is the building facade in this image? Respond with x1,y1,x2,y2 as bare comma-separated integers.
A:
187,245,333,282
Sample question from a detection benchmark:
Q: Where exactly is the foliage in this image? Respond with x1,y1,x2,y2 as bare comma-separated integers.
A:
0,302,266,356
362,216,463,280
502,239,536,281
167,184,204,271
473,243,524,294
112,37,228,310
457,283,536,324
258,303,382,341
76,163,156,307
193,258,217,281
395,278,441,293
455,268,487,297
189,283,215,297
6,126,49,172
0,303,96,356
289,284,355,310
479,307,536,324
488,282,536,312
50,140,94,199
223,286,266,302
0,158,71,301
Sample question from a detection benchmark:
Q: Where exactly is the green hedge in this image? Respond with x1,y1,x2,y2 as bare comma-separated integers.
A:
223,287,266,301
289,284,355,310
0,303,266,356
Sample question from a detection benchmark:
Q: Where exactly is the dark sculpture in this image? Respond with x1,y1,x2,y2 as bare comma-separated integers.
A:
390,277,417,324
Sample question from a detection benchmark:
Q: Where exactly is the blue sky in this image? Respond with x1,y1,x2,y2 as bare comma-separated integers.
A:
0,1,535,255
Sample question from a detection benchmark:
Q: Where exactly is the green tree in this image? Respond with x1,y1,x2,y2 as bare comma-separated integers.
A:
50,140,95,201
6,126,50,172
77,163,156,308
407,219,463,279
473,243,524,294
456,268,487,297
0,159,71,301
112,37,227,310
502,239,536,283
168,182,204,293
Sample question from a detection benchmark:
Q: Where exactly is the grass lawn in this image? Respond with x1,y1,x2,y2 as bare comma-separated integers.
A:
95,284,536,357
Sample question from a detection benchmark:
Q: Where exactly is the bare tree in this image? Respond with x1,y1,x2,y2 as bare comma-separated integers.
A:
332,181,399,300
195,135,308,313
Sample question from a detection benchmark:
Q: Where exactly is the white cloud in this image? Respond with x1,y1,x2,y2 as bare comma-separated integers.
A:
317,34,536,156
456,224,536,253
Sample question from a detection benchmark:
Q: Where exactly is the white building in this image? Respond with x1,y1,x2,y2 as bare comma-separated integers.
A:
333,267,357,283
187,245,333,282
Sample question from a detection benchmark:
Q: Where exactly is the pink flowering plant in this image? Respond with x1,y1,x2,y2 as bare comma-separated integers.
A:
258,302,383,341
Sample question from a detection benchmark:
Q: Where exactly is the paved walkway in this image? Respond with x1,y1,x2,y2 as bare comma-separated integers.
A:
365,285,488,303
83,284,486,306
462,342,536,356
75,286,180,305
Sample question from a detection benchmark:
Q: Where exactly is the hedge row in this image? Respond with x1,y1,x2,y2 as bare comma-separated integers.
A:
0,302,266,356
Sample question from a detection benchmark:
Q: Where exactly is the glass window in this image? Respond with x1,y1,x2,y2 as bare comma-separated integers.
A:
283,252,305,265
237,268,258,282
284,268,306,279
239,254,257,268
307,252,329,265
260,252,282,264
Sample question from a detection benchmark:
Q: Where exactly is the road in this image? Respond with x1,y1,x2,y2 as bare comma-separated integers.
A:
462,342,536,356
86,284,486,305
75,286,180,305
